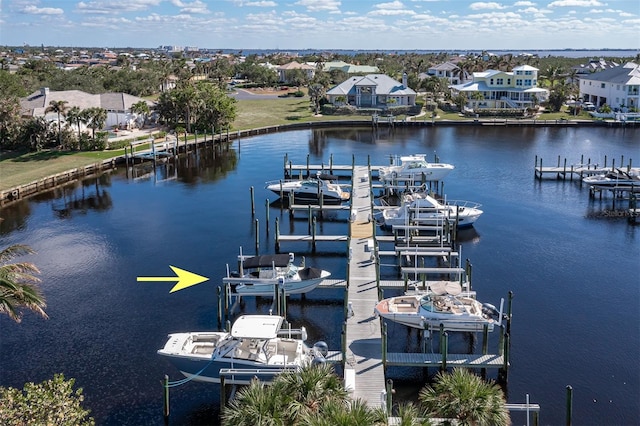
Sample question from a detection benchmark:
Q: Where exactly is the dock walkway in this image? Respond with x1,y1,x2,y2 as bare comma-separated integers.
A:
344,165,386,407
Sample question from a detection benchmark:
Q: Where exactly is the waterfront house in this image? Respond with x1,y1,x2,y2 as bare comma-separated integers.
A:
276,61,315,83
422,62,469,85
449,65,548,110
20,87,153,131
578,62,639,110
318,60,379,74
326,73,417,109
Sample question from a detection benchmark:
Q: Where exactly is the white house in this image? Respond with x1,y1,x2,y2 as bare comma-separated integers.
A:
449,65,548,110
578,62,639,110
20,87,153,131
422,62,469,85
326,73,416,108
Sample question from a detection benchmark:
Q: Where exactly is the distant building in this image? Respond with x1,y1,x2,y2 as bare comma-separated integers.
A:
449,65,548,110
572,58,620,77
326,73,416,108
318,60,379,74
421,62,469,85
579,62,640,109
276,61,315,83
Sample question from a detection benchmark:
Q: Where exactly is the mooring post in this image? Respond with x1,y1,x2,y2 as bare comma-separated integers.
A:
250,186,255,216
385,379,394,414
382,323,388,369
330,153,333,173
281,285,287,318
441,331,448,372
501,333,510,382
265,199,270,235
254,219,259,253
220,375,226,408
312,216,317,251
306,154,310,177
217,286,222,329
506,291,514,335
163,375,170,425
341,322,347,370
565,385,573,426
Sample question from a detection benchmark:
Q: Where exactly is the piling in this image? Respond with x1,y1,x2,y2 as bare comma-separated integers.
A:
565,385,573,426
254,219,259,253
440,330,448,372
265,199,270,235
385,379,394,414
163,375,170,425
250,186,255,216
217,286,223,329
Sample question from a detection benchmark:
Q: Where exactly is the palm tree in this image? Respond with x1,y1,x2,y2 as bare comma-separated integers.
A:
130,100,150,129
221,363,352,425
393,402,432,426
45,99,68,148
65,106,83,141
418,368,510,426
299,398,387,426
0,244,48,323
85,107,107,141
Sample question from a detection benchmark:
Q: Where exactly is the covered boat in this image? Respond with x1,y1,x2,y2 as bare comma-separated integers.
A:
265,173,350,204
158,315,329,384
223,251,331,296
582,169,640,189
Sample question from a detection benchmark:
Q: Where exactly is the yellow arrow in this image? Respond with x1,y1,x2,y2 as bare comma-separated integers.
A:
137,266,209,293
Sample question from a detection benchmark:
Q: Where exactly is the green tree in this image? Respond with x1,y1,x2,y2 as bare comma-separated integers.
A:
308,83,326,115
0,244,47,323
0,96,23,148
130,100,150,128
418,368,510,426
65,106,84,141
20,116,51,151
0,373,94,425
85,107,107,141
45,99,68,147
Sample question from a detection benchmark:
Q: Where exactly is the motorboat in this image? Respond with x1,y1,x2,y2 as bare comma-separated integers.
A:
582,169,640,189
223,250,331,296
158,314,329,384
265,172,350,204
374,286,503,332
379,192,483,229
378,154,454,183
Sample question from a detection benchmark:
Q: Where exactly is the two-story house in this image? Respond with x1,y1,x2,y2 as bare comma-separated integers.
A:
326,73,416,109
578,62,639,110
449,65,548,110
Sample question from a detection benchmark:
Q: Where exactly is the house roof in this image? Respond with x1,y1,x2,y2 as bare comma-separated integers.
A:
277,61,315,70
450,81,548,94
512,65,539,71
326,74,416,96
20,88,151,117
429,62,459,72
578,62,640,85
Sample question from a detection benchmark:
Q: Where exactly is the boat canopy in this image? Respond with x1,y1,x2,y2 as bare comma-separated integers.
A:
231,315,284,339
243,254,291,269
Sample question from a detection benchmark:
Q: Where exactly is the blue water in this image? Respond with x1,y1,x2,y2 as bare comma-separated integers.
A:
1,126,638,425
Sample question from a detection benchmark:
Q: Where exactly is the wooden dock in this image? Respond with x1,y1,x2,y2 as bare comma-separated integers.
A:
343,165,387,407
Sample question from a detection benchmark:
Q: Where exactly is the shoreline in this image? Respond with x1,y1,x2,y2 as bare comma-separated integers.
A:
1,118,637,207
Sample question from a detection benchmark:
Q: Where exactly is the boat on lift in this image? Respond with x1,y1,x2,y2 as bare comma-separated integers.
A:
582,168,640,189
380,192,483,229
265,172,350,204
158,314,330,384
222,249,331,296
378,154,454,183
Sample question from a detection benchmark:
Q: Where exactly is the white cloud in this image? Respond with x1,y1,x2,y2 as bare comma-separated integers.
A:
295,0,341,12
374,0,406,9
514,1,536,5
21,5,63,15
171,0,210,14
77,0,163,14
369,0,415,16
548,0,605,7
469,2,507,10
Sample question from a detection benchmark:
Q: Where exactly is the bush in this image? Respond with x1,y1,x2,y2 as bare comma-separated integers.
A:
293,90,305,97
0,373,95,426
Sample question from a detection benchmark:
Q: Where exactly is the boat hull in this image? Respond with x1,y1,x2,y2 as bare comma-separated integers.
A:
377,312,494,332
224,268,331,296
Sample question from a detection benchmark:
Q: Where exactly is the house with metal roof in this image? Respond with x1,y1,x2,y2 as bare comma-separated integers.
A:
578,62,639,110
449,65,548,110
318,60,379,74
20,87,153,130
326,73,416,109
421,61,469,85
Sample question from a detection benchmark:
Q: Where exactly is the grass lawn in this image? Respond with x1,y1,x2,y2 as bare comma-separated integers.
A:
0,96,601,192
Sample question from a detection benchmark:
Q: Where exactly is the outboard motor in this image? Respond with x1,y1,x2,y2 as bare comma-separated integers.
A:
311,356,326,366
313,341,329,357
481,303,499,318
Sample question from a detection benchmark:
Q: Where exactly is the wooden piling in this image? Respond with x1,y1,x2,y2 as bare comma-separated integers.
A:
565,385,573,426
250,186,255,216
163,375,170,425
254,219,259,253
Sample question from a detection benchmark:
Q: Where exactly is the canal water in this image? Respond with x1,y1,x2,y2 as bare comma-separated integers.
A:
0,126,638,425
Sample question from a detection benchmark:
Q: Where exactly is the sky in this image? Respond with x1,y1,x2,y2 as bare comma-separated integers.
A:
0,0,639,51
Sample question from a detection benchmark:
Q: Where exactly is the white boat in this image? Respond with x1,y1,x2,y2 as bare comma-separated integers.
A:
223,250,331,296
374,287,503,332
378,154,454,183
265,173,350,204
582,169,640,189
158,314,329,384
380,192,483,229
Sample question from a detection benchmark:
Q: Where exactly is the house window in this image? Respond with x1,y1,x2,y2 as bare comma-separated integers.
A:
525,79,532,86
516,79,522,86
601,83,605,89
533,80,537,86
490,78,494,85
497,78,503,85
507,78,511,85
